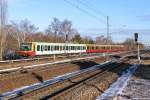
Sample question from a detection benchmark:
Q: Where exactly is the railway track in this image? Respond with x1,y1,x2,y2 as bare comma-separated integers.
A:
0,54,81,70
1,57,130,100
0,51,132,71
2,50,147,99
42,60,131,100
0,52,113,72
0,57,108,94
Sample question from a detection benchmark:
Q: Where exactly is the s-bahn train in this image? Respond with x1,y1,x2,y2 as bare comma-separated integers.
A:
16,42,124,57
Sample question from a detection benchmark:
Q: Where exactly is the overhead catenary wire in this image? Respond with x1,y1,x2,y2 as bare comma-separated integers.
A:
64,0,111,44
76,0,107,18
77,0,127,30
63,0,106,24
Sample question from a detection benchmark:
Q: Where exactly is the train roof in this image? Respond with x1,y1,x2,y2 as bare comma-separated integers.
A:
30,42,87,46
86,44,124,47
22,42,124,47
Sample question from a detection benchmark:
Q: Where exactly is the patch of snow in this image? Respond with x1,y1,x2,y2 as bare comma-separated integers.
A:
96,64,139,100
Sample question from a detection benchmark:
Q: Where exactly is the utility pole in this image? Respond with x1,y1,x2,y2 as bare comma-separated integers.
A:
106,16,109,45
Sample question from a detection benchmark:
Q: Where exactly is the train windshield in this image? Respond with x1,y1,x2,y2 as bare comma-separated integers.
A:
20,43,32,51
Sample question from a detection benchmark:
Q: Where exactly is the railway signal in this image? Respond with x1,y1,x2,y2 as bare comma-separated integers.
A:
134,33,140,62
134,33,138,43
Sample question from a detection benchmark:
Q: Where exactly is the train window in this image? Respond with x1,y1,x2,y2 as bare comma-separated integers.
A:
51,46,54,51
99,46,101,50
107,47,110,50
45,45,48,51
69,46,70,50
96,46,98,50
70,46,72,50
63,46,65,50
82,46,84,50
54,46,56,50
102,47,105,50
71,46,73,50
81,46,83,50
66,46,68,50
110,46,112,50
92,46,94,50
78,46,80,50
48,46,50,51
37,45,40,51
60,46,62,50
87,46,89,50
41,45,44,51
72,46,75,50
76,46,78,50
54,46,59,51
74,46,76,50
57,46,59,50
20,43,32,51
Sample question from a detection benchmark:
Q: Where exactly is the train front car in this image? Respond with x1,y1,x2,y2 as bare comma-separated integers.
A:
16,42,36,57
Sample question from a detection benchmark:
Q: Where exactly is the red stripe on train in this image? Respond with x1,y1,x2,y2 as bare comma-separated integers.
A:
86,50,120,53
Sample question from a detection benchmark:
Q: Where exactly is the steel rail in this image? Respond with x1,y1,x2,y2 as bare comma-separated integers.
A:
0,60,115,100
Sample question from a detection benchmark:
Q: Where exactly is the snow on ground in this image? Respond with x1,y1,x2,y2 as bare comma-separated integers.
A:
121,78,150,99
96,64,139,100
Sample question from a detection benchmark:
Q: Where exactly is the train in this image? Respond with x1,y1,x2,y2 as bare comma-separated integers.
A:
16,42,124,57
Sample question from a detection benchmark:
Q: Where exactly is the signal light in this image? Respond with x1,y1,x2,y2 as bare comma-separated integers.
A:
134,33,138,42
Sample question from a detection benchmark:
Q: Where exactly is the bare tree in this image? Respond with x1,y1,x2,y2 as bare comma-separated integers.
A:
0,0,8,60
96,35,106,44
46,18,62,42
62,19,72,42
83,36,95,44
123,38,136,50
71,33,83,44
46,18,76,43
96,35,113,45
8,19,38,47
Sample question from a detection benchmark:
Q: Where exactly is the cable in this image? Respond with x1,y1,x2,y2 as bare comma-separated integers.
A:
63,0,106,24
77,0,126,30
77,0,107,18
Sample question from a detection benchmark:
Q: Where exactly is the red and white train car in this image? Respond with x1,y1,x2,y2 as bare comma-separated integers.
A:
16,42,124,57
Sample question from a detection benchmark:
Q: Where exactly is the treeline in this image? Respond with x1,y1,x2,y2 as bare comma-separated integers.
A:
0,18,111,59
0,17,143,60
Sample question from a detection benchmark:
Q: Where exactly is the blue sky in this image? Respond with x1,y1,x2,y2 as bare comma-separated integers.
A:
8,0,150,43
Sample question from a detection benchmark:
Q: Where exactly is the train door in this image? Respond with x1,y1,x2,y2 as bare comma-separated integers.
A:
41,45,44,55
32,44,35,52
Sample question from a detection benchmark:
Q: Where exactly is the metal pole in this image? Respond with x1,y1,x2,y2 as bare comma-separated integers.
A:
137,43,140,62
65,33,68,56
106,16,109,45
